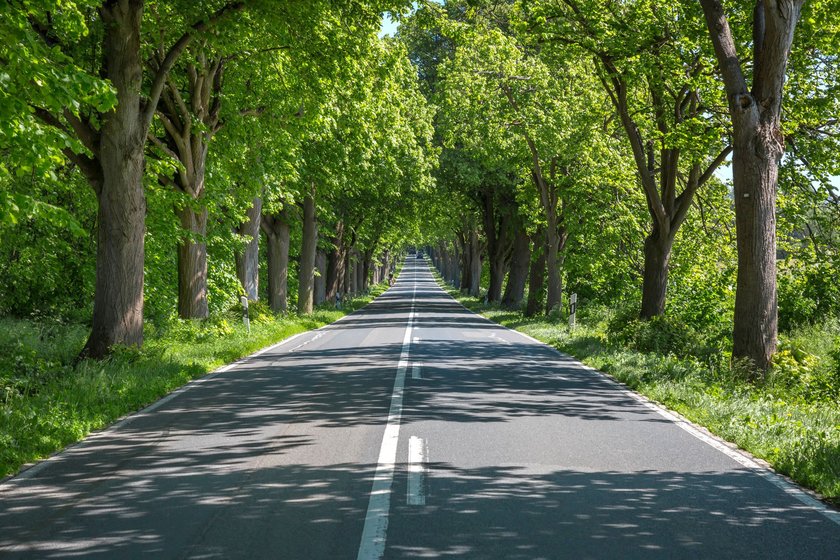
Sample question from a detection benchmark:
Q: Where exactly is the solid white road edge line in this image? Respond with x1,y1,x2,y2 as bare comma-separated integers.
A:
407,436,427,506
356,276,417,560
427,262,840,527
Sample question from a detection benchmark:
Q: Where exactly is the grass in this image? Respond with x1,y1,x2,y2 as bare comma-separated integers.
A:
432,272,840,504
0,284,388,478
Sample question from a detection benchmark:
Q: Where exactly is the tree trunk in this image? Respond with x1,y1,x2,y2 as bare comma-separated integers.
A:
356,250,365,292
345,249,355,295
699,0,803,371
487,252,506,303
314,250,327,305
261,209,290,313
640,225,675,319
457,232,469,292
502,229,530,309
297,190,317,315
525,234,546,318
362,249,374,292
449,241,460,287
325,223,345,303
440,243,450,283
235,197,262,301
468,230,482,297
177,206,209,319
732,147,778,371
545,214,566,313
82,3,146,358
481,191,513,303
731,127,780,371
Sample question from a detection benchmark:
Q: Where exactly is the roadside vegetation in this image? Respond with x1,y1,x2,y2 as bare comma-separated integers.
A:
0,286,387,478
3,0,839,508
434,272,840,504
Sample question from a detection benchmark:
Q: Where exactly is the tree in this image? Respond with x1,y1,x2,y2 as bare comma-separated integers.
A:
698,0,805,372
523,0,732,318
436,13,602,312
18,1,245,356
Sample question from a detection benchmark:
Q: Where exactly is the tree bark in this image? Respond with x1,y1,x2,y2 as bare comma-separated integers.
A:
502,228,530,309
355,249,365,292
177,206,209,319
261,209,290,313
640,225,675,318
481,190,514,303
81,3,147,357
468,230,482,297
235,196,262,301
345,248,355,295
297,190,317,314
700,0,803,371
314,250,327,305
449,240,460,287
325,222,344,303
526,232,546,318
440,243,450,284
545,215,567,314
362,248,375,292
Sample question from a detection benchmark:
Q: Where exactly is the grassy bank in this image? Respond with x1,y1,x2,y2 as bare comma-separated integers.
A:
433,276,840,504
0,285,388,478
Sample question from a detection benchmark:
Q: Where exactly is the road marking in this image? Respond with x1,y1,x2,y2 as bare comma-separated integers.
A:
357,276,417,560
411,363,421,380
428,266,840,528
488,332,510,345
413,336,420,344
290,331,323,351
407,436,427,506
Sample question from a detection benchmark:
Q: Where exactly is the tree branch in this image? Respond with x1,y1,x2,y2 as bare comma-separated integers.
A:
141,1,246,132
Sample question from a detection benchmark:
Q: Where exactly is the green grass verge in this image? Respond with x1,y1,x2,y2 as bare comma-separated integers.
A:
0,284,388,478
431,271,840,504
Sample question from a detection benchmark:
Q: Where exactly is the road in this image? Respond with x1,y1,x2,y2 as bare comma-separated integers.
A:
1,258,838,559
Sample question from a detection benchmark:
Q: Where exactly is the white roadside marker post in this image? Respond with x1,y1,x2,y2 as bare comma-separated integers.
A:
569,293,577,328
240,295,250,335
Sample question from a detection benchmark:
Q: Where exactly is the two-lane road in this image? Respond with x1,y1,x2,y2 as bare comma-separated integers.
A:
1,258,838,558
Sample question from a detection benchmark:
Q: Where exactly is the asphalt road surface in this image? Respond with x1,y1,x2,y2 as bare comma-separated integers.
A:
1,258,838,559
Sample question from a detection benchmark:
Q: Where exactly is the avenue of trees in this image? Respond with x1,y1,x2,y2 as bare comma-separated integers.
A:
1,0,839,377
1,0,435,357
408,0,840,375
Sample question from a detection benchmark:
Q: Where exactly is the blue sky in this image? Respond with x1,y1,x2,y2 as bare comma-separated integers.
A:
379,13,399,38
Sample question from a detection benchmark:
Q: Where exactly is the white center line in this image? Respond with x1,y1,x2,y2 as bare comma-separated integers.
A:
411,363,421,380
407,436,427,506
356,274,417,560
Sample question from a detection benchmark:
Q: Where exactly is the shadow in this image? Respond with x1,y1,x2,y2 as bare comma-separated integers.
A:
1,461,838,558
0,259,837,558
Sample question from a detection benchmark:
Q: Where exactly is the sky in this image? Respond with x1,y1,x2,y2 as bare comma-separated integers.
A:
379,13,399,38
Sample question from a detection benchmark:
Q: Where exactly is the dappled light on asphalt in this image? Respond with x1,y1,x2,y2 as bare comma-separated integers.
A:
1,261,838,558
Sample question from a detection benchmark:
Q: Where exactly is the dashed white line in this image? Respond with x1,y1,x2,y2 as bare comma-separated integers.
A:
356,277,417,560
411,363,422,380
407,436,427,506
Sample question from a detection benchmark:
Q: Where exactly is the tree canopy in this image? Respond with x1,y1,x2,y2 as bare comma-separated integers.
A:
1,0,838,374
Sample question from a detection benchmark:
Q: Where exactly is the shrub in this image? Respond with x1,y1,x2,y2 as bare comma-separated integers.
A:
608,309,701,357
770,338,840,403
